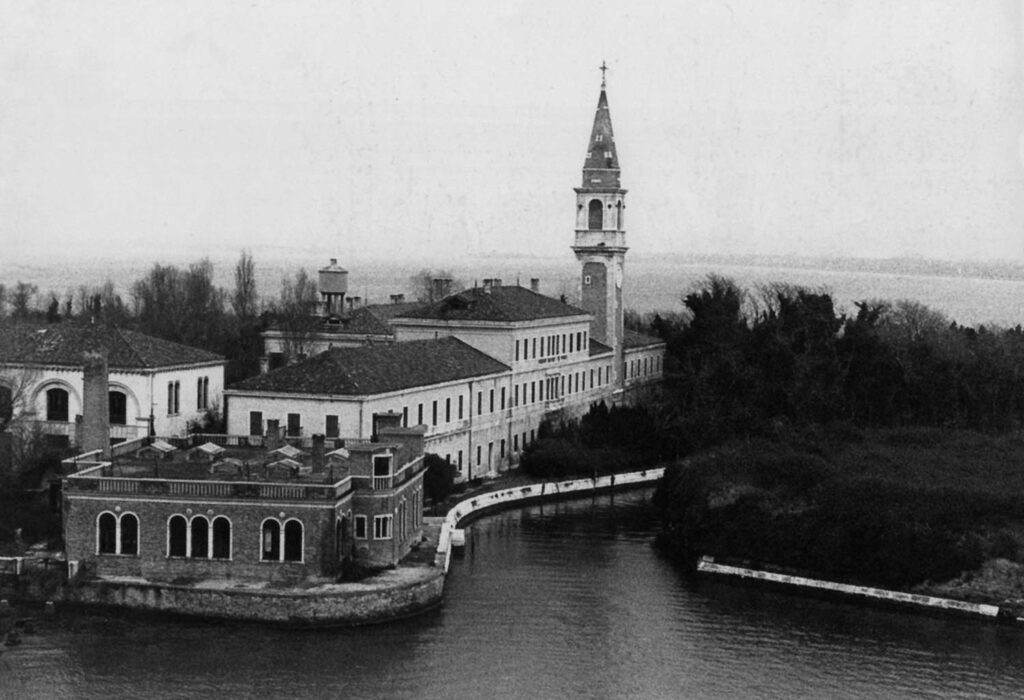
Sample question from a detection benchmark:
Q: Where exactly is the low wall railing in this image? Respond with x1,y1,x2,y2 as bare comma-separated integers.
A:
436,467,665,572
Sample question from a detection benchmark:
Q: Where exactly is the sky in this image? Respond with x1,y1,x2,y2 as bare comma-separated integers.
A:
2,0,1023,265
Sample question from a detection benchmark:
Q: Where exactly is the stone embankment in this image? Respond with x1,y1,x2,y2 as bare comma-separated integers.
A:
696,558,1019,623
61,468,665,626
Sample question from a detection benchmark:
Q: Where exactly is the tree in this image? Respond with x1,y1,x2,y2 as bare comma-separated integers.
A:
271,268,320,362
11,281,38,320
409,269,460,303
232,249,259,321
422,453,457,506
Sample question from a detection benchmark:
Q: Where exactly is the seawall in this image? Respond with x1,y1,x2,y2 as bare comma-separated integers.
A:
696,559,1013,622
63,468,664,626
436,468,665,572
66,567,446,627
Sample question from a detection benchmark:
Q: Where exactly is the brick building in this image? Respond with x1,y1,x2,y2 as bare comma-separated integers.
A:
62,417,426,583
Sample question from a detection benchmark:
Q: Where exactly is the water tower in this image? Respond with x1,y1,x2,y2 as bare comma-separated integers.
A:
318,258,348,315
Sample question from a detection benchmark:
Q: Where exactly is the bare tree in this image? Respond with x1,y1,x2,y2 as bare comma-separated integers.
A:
232,249,259,321
409,269,461,302
272,268,320,362
0,367,40,435
11,281,38,319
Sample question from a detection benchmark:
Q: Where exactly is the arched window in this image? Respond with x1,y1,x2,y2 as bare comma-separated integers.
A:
168,515,187,557
191,516,209,559
120,513,139,555
261,519,281,561
212,517,231,559
109,391,127,426
46,387,69,422
283,520,303,562
98,512,117,554
588,199,603,230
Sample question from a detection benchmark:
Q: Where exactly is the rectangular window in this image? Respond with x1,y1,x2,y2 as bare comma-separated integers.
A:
432,400,438,426
532,338,537,357
515,340,520,361
530,429,535,443
476,445,482,466
514,385,519,407
459,395,464,419
531,382,536,403
500,439,505,458
445,398,451,422
513,435,519,452
249,411,263,436
500,387,506,410
402,406,408,427
539,382,544,401
418,403,424,425
355,516,367,539
325,415,339,438
489,389,494,413
458,450,463,470
373,515,392,540
477,392,483,415
589,369,594,389
287,413,301,437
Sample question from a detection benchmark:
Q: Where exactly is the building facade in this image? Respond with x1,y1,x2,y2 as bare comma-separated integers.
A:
0,323,226,446
224,72,665,481
62,420,426,583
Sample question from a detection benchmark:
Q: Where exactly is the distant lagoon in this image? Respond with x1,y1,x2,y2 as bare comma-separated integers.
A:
3,252,1023,329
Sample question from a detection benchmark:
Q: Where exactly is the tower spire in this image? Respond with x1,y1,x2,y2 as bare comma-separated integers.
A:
573,67,628,392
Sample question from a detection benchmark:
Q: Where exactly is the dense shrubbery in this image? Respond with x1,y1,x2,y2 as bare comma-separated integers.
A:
652,427,1024,588
519,403,670,479
648,277,1024,449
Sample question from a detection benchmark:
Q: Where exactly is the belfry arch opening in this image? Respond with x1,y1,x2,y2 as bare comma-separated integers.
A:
588,199,603,230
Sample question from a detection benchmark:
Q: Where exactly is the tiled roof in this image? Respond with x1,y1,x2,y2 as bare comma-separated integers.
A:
623,329,665,349
229,337,510,396
0,322,224,369
395,285,588,323
589,337,613,357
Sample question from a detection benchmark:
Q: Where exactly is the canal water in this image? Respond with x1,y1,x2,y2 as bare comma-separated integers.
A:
4,489,1024,699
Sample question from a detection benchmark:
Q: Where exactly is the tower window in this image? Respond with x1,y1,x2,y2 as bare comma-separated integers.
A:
604,151,612,158
588,199,603,230
584,275,592,285
595,134,603,142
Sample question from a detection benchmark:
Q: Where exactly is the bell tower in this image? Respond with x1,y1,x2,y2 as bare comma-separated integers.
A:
573,62,627,390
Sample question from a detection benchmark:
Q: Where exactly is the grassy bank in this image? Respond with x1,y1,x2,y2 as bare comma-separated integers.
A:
655,425,1024,601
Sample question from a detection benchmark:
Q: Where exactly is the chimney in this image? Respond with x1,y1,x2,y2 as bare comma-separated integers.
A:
80,350,110,459
311,433,325,473
265,420,280,451
530,278,540,293
431,278,452,301
389,293,405,304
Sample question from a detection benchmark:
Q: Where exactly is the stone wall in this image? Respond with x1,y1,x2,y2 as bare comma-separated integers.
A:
67,569,446,626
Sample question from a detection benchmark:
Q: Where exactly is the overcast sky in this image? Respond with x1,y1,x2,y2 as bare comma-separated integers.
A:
2,0,1022,265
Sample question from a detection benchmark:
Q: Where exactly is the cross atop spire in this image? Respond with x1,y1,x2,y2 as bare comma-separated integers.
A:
581,64,620,188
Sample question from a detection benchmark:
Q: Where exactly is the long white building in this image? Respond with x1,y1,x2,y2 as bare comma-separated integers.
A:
224,72,665,480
